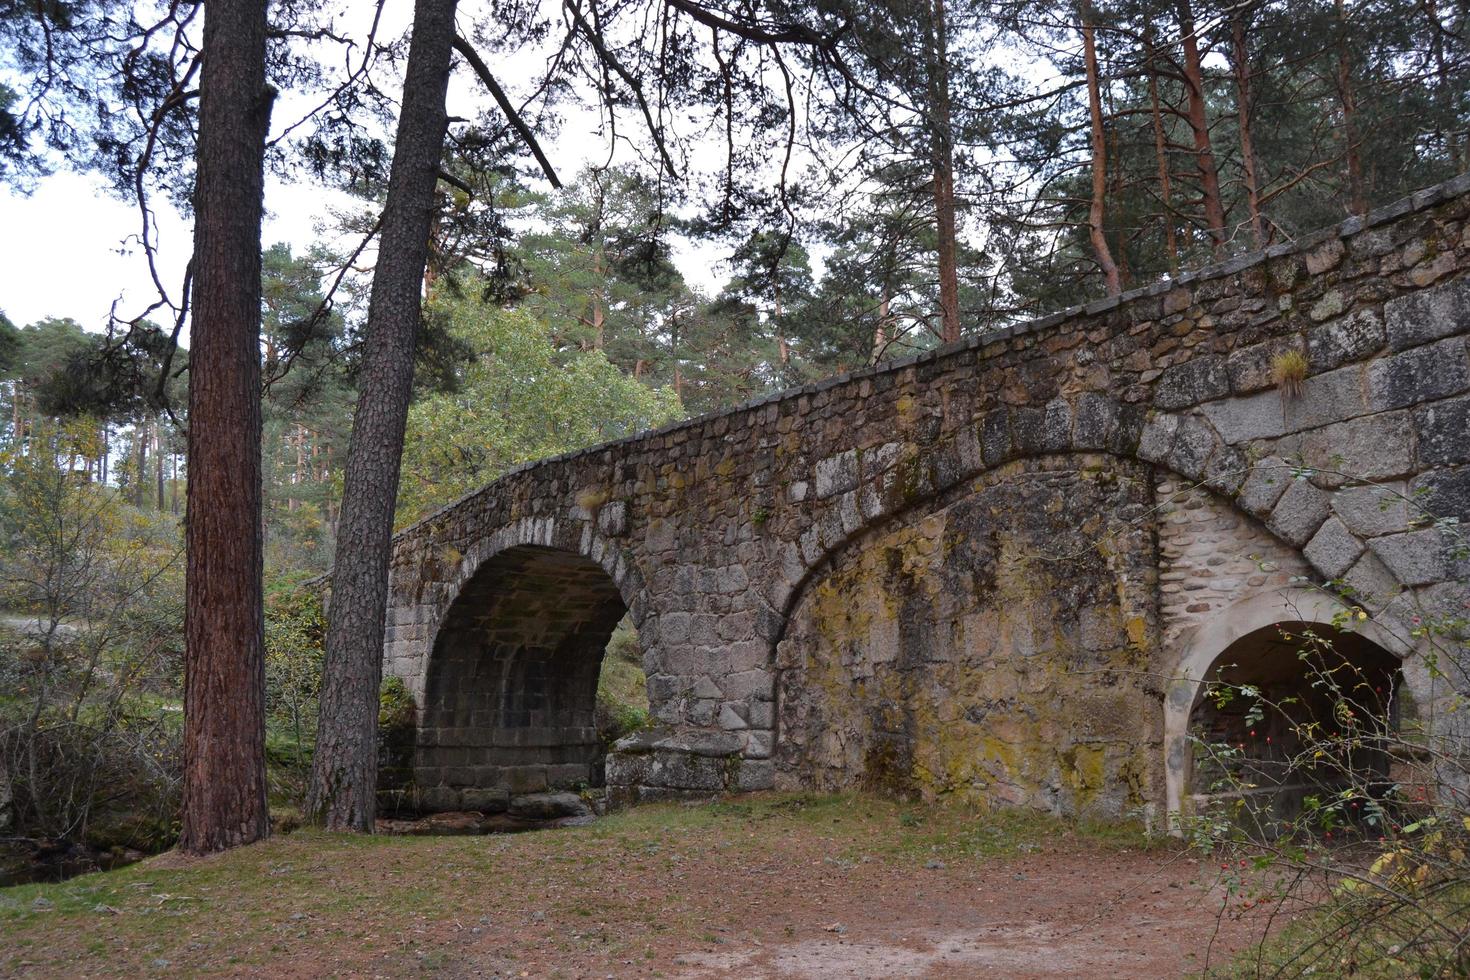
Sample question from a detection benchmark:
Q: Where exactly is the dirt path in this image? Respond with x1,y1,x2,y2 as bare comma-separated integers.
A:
661,850,1265,979
414,839,1272,979
1,796,1282,978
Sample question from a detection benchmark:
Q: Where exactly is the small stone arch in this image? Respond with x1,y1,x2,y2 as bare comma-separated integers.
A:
765,393,1419,640
410,518,650,813
1163,587,1417,833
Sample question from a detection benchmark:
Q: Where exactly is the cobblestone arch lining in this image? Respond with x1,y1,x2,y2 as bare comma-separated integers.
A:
416,545,628,806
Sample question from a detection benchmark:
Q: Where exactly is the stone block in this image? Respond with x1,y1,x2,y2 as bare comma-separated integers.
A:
1332,482,1412,537
1308,308,1385,371
504,766,549,794
744,730,775,759
1011,406,1046,456
1304,237,1345,275
1236,457,1294,518
815,450,859,499
1368,529,1452,586
1136,412,1179,464
1266,479,1331,546
689,675,722,699
1042,399,1073,452
418,785,460,812
1298,411,1415,484
1072,392,1118,450
1341,551,1402,608
1202,445,1248,496
597,500,628,536
1303,517,1365,580
1367,337,1470,411
980,409,1011,466
605,751,654,786
721,668,774,700
1416,394,1470,466
1108,403,1148,456
717,702,750,730
1155,355,1229,410
862,442,905,477
1228,338,1303,394
734,759,776,792
459,787,510,813
509,791,591,819
746,700,775,729
653,729,745,757
1166,416,1218,480
1410,466,1470,523
1384,276,1470,351
649,751,727,791
1203,364,1367,442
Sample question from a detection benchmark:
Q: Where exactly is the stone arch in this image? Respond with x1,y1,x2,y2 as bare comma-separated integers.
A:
1162,587,1416,832
768,395,1416,638
411,519,649,813
764,419,1423,816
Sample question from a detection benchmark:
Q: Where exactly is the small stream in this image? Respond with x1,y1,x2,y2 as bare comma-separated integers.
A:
0,838,150,888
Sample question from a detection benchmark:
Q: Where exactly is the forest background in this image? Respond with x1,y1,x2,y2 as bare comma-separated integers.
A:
0,0,1467,857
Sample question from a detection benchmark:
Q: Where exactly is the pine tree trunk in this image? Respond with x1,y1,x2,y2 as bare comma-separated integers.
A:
154,422,165,511
1145,28,1179,273
1335,0,1368,214
1175,0,1228,251
929,0,962,344
134,425,148,507
1231,15,1266,248
592,246,606,349
307,0,460,833
1080,2,1122,296
179,0,272,855
874,293,892,362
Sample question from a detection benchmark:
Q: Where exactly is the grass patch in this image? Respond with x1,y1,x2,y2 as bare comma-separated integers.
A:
0,792,1171,976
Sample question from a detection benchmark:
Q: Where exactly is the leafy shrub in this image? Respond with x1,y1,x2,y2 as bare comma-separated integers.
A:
0,421,185,850
263,574,325,803
377,676,417,813
596,619,651,745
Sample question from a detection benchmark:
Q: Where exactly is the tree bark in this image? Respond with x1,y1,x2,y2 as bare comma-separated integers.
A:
1143,27,1179,273
1335,0,1368,215
307,0,460,832
1080,2,1122,296
154,422,165,511
179,0,272,855
1230,14,1266,248
928,0,962,344
1175,0,1228,251
133,423,148,507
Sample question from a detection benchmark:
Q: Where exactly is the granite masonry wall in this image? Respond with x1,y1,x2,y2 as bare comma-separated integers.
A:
383,174,1470,821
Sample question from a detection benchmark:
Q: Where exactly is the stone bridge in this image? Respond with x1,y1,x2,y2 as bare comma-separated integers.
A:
384,174,1470,828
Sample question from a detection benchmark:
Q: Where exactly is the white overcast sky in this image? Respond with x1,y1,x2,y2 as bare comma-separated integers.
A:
0,0,731,332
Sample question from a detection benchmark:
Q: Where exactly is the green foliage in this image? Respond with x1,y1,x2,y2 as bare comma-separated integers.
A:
0,419,184,851
378,676,415,732
595,620,650,745
1184,603,1470,976
263,574,326,801
377,677,417,813
395,293,683,525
